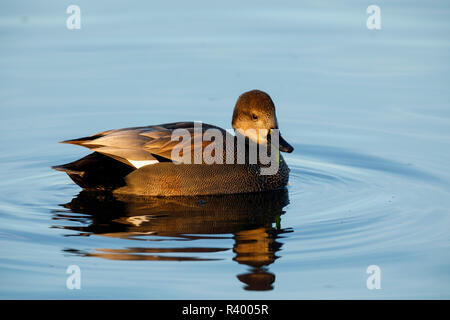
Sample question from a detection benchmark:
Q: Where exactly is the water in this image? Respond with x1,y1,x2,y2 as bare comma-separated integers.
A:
1,0,449,299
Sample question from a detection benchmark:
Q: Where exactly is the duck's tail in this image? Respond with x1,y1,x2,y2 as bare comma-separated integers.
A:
53,152,134,190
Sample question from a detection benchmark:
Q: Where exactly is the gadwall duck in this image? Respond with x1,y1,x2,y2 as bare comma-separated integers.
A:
53,90,294,196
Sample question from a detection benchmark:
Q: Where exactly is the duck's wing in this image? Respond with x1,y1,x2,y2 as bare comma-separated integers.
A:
60,122,231,168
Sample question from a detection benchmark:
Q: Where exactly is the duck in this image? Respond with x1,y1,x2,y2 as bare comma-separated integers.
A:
53,90,294,196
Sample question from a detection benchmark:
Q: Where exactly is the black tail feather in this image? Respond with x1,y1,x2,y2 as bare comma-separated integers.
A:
53,152,134,190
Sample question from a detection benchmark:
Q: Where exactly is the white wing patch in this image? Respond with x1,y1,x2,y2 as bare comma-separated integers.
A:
128,159,159,169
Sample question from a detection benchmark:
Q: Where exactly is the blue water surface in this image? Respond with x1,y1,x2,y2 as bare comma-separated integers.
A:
0,0,449,299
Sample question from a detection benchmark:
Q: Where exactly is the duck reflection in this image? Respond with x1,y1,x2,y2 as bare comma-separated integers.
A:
53,190,292,291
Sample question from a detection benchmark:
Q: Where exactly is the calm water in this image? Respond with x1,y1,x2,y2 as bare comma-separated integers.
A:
1,1,450,299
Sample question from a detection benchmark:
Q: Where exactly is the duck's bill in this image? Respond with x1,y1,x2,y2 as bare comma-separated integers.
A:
267,130,294,153
279,134,294,153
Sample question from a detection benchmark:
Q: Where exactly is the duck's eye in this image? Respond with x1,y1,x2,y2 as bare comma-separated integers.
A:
252,114,258,120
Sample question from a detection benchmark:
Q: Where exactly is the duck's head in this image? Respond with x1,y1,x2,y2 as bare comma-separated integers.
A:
232,90,294,153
